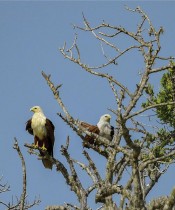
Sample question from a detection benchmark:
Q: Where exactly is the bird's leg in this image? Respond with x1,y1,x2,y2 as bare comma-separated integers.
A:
41,143,47,151
33,141,39,149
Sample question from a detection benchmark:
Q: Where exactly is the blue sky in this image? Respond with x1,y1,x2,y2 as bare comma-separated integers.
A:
0,1,175,209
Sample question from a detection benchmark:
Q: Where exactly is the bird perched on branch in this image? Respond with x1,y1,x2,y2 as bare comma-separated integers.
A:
26,106,55,169
81,114,114,148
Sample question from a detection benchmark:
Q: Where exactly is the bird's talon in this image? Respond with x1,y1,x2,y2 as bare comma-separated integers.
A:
32,143,39,149
41,145,47,151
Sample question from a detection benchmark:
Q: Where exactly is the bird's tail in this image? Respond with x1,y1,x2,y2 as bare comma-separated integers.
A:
42,159,53,170
39,150,53,170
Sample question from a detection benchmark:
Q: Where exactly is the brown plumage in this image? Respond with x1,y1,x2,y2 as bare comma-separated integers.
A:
26,106,55,169
80,122,100,146
81,114,114,148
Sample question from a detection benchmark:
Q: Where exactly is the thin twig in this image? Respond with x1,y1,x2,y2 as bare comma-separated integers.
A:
13,138,27,210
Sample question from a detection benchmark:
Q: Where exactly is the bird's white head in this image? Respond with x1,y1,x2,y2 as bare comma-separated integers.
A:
30,106,43,113
99,114,111,123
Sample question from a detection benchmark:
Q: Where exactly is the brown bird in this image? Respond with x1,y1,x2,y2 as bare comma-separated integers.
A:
26,106,55,169
81,114,114,148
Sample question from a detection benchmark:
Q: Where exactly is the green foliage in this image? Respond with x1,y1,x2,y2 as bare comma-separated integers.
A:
144,83,154,96
142,83,156,108
142,129,175,163
153,129,174,160
141,63,175,164
142,62,175,128
144,133,156,148
155,63,175,127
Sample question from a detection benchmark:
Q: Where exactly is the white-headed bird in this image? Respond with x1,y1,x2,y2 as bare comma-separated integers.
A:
26,106,55,169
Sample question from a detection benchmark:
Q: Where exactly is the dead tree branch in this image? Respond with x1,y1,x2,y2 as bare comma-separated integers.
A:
40,6,175,210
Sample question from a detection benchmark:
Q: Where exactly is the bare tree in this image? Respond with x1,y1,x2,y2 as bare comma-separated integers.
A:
23,6,175,210
0,139,40,210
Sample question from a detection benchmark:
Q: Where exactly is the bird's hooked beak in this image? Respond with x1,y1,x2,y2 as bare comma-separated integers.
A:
29,106,42,113
102,114,111,122
107,115,111,122
30,107,34,112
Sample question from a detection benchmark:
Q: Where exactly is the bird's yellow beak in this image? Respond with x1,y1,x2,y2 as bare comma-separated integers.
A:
30,107,34,112
106,115,111,122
